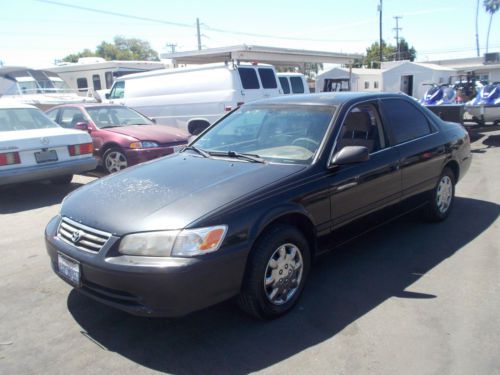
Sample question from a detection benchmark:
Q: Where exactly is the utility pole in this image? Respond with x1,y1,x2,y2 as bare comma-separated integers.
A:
393,16,402,60
165,43,177,54
378,0,383,67
196,18,202,50
475,0,480,56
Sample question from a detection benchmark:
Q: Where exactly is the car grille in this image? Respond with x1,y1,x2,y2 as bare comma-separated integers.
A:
57,217,111,253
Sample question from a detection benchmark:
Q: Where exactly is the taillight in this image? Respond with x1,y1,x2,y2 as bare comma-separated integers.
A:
68,143,93,156
0,152,20,166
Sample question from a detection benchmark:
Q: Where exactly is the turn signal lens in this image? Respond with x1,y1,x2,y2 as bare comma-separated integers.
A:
172,225,228,257
68,143,93,156
0,151,20,166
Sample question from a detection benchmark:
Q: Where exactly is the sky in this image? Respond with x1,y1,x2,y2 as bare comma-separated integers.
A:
1,0,499,68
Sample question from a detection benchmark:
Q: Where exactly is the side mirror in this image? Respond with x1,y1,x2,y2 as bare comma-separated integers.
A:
105,93,110,99
75,122,90,132
330,146,369,166
188,121,210,136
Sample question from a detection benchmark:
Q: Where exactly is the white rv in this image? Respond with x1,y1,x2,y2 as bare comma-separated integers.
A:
105,63,282,133
277,73,310,95
45,58,165,100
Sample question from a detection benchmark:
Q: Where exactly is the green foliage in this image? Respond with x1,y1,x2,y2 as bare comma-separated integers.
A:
484,0,500,52
62,49,96,63
62,36,159,62
359,39,416,69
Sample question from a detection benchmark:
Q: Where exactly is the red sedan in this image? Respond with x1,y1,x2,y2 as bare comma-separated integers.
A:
46,104,189,173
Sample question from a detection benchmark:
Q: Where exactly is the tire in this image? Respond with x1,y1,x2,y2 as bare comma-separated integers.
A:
238,225,311,319
422,167,455,222
103,148,128,174
50,174,73,185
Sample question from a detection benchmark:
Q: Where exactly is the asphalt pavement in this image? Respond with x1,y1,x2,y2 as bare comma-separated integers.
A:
0,125,499,375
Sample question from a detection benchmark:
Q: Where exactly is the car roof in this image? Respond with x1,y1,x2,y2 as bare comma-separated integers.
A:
248,92,408,107
48,103,126,110
0,100,37,109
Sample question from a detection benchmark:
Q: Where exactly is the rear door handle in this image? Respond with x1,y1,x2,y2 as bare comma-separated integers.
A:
336,181,358,192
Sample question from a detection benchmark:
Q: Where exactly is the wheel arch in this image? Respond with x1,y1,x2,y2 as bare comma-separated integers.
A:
444,159,460,182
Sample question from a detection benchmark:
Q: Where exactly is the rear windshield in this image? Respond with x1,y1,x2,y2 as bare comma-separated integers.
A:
290,77,305,93
258,68,278,89
238,68,260,89
279,77,291,94
0,108,59,132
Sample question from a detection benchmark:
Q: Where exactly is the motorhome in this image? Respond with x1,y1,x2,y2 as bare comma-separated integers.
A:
45,58,165,100
105,62,282,133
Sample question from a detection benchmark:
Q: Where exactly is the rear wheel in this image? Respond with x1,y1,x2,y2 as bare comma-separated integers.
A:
50,174,73,185
422,167,455,222
103,148,128,174
238,225,310,319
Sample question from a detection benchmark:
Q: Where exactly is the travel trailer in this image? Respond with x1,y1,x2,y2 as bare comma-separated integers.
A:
45,58,165,100
105,62,282,134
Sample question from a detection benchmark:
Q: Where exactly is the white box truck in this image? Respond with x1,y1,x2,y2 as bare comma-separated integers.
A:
105,62,282,134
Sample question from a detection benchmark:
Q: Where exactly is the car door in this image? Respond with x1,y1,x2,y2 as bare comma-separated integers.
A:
329,100,402,229
379,98,447,207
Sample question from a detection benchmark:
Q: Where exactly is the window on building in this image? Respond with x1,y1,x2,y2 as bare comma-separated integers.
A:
364,81,370,89
374,81,379,89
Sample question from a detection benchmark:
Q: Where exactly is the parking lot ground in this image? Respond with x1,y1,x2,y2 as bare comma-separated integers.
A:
0,125,499,375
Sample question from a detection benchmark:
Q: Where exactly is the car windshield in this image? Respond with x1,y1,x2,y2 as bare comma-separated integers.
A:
86,106,153,128
193,105,335,164
0,108,59,132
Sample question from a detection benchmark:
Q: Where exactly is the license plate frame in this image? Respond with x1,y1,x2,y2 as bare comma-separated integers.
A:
57,253,81,287
35,149,58,164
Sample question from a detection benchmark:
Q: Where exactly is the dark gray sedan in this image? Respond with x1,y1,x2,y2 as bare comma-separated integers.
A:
45,92,472,319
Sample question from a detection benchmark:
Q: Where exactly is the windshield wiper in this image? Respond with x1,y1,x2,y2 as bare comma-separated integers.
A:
181,145,211,158
209,150,266,163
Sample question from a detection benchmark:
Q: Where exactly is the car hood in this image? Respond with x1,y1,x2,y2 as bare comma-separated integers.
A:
104,125,188,144
61,154,306,235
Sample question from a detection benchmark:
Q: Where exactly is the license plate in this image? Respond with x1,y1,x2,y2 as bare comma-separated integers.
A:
35,150,58,163
172,145,183,153
57,253,80,286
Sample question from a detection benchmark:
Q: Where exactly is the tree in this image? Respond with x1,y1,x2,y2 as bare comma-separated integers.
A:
395,38,416,61
62,36,159,62
362,40,394,68
484,0,500,53
62,49,96,63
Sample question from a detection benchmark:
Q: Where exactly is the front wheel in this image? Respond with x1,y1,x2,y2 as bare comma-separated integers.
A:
422,167,455,222
50,174,73,185
238,225,310,319
103,148,128,174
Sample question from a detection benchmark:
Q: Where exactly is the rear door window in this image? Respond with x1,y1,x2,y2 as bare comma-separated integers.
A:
238,68,260,89
258,68,278,89
46,109,59,123
279,77,291,94
59,108,85,128
290,77,305,93
382,99,432,144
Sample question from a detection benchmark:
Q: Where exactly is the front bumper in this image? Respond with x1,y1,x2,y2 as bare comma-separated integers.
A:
0,157,97,186
123,145,185,166
45,216,247,317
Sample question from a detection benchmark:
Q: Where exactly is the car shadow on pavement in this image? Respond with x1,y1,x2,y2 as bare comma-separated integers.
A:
0,181,85,214
67,197,499,375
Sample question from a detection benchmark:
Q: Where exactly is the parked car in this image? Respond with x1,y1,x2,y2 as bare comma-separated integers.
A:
0,101,96,186
45,92,471,319
277,73,310,95
46,104,189,173
104,63,282,134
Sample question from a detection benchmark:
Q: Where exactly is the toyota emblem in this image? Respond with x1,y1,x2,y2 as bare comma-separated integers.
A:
71,230,83,243
40,137,50,146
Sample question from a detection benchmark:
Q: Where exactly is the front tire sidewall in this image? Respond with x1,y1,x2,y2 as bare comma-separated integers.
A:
103,148,128,174
240,225,311,319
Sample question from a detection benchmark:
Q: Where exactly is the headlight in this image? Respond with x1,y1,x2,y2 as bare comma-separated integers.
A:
129,141,159,149
118,225,227,257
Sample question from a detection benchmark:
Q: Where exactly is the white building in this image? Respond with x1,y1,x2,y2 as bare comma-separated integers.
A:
316,61,455,99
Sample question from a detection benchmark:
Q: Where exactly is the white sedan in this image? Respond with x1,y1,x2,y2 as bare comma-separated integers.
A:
0,101,97,185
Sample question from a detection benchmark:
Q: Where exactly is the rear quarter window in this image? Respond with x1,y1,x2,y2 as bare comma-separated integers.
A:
382,99,432,144
258,68,278,89
238,68,260,89
290,77,305,93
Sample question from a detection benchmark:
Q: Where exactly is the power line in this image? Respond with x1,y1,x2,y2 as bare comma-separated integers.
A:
34,0,367,44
